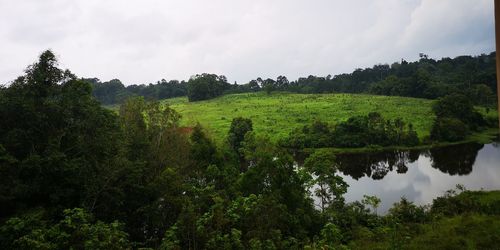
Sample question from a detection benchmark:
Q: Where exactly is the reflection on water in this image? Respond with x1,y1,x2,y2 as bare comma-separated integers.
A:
336,150,420,180
428,143,484,176
330,142,500,214
336,143,485,180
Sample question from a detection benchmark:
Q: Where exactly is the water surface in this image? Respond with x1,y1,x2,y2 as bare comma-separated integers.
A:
334,142,500,213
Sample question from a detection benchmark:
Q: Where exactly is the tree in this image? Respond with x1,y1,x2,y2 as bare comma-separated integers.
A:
0,50,125,219
467,84,495,106
227,117,253,157
120,97,186,175
303,149,348,212
318,223,342,248
118,98,190,244
187,73,230,101
238,134,318,243
262,78,276,94
248,80,261,92
362,195,381,215
430,93,484,141
89,78,129,104
430,118,468,142
433,94,472,119
189,123,218,180
388,197,426,223
276,75,289,90
119,97,149,161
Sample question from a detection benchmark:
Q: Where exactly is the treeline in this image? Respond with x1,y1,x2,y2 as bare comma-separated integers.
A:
86,73,233,104
86,78,188,105
280,112,419,149
88,52,497,105
1,51,499,249
242,52,497,106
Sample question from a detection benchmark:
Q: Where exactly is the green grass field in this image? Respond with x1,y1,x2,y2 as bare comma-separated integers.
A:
161,92,436,143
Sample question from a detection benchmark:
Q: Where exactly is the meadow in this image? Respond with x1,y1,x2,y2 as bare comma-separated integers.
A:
162,92,435,143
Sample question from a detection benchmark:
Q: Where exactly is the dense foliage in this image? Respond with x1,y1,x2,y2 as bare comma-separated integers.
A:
0,51,124,218
281,112,419,148
1,51,498,249
430,93,488,142
87,78,188,105
0,51,321,249
187,73,232,102
227,117,253,156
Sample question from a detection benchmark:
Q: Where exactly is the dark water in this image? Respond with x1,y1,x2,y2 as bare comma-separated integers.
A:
332,142,500,214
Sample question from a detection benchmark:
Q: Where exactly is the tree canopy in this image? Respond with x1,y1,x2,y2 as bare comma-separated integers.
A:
87,52,497,106
187,73,231,101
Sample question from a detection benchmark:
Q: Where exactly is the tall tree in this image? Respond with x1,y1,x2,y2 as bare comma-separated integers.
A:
187,73,230,101
227,117,253,158
303,149,348,212
0,50,124,218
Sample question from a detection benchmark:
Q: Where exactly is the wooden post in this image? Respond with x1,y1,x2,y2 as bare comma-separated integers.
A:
496,0,500,130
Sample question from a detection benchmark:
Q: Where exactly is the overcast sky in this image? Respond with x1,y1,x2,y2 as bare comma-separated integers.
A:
0,0,495,85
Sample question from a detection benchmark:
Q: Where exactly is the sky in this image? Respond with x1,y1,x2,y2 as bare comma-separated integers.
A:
0,0,495,85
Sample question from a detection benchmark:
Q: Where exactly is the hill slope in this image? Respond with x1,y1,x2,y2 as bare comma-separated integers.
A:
163,92,435,142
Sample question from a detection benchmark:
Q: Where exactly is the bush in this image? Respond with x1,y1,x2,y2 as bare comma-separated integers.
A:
432,94,486,132
227,117,253,154
430,118,468,142
282,113,420,148
388,197,428,224
0,208,130,250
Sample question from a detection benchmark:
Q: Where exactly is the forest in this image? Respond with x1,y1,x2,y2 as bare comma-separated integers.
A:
1,51,499,249
89,52,497,107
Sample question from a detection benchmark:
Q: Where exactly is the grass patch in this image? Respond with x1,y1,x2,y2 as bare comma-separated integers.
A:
162,92,436,143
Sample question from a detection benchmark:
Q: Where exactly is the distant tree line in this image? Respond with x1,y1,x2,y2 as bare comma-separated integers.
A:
87,52,497,106
85,78,188,105
243,52,496,106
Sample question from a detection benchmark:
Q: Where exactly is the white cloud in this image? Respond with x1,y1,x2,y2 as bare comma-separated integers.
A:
0,0,494,85
398,0,494,57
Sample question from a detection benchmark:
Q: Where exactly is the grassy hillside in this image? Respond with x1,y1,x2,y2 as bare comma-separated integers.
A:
162,92,435,143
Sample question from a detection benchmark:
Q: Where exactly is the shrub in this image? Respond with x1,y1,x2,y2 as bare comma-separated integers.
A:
388,197,428,224
430,118,468,142
282,113,420,148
